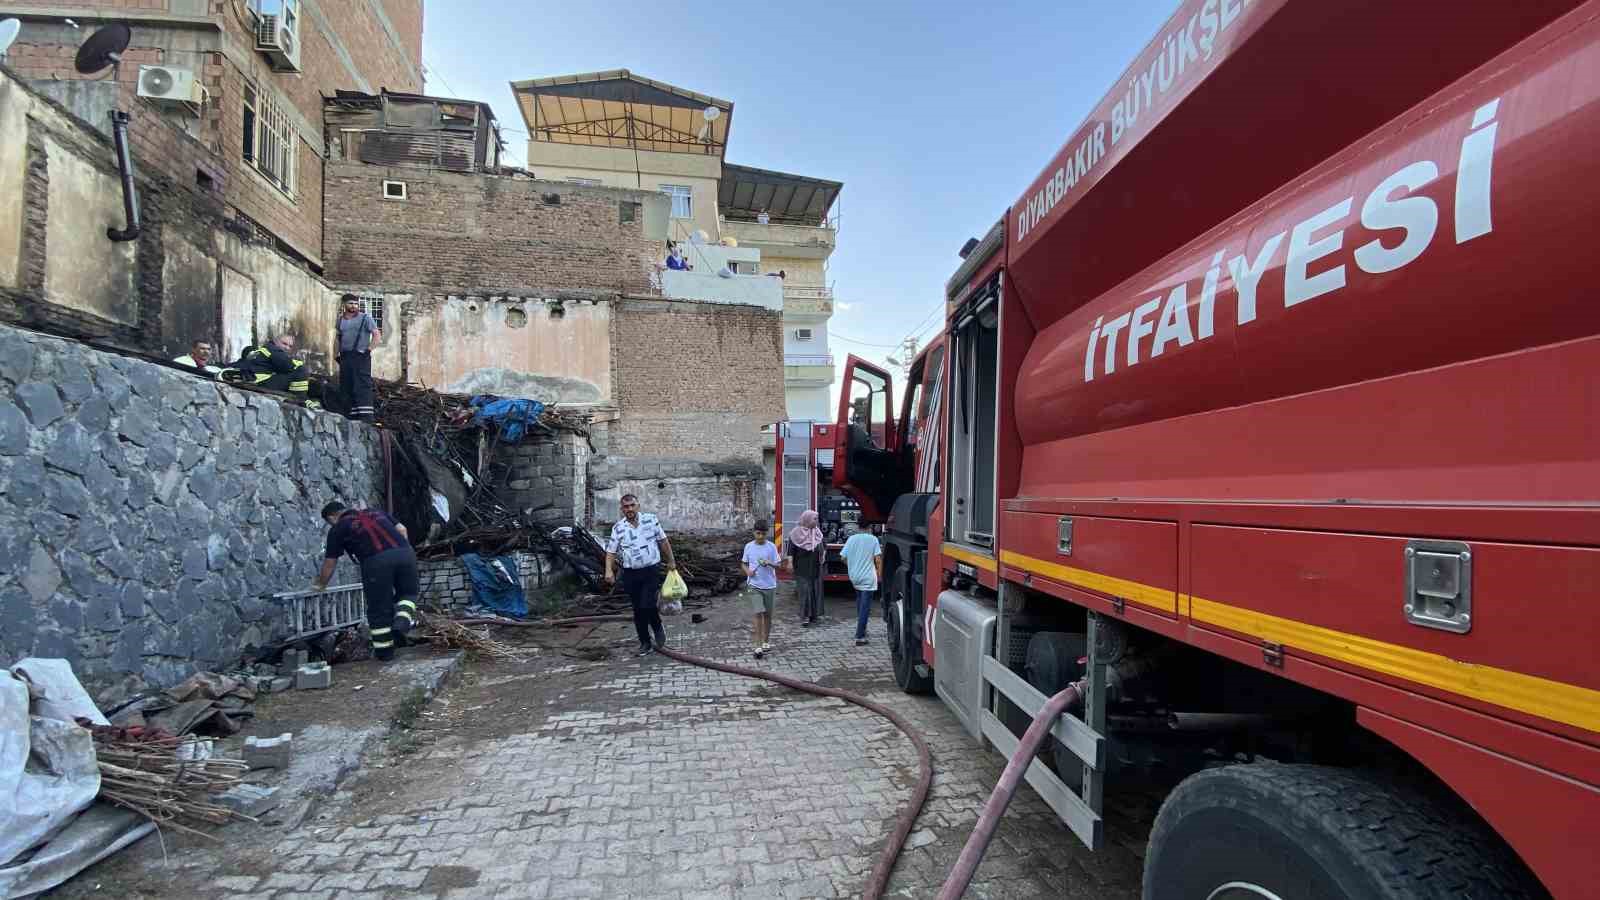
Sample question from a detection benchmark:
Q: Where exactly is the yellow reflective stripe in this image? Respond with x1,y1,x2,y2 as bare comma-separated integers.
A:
999,550,1172,612
1187,595,1600,735
999,549,1600,733
373,640,394,649
942,543,997,572
370,627,392,636
397,599,417,610
252,374,271,384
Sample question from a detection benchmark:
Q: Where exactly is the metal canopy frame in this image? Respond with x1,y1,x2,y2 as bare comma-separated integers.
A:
510,69,733,157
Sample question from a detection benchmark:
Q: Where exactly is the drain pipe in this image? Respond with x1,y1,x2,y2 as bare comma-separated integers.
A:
106,110,141,243
936,680,1085,900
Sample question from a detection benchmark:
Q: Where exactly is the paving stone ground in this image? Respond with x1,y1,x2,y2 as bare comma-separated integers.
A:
60,585,1153,899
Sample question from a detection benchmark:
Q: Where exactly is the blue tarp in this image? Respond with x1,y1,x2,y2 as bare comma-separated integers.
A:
459,553,528,618
468,395,546,443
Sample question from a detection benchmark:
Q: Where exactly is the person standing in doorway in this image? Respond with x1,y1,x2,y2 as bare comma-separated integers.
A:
603,494,678,656
839,522,883,646
313,502,419,662
785,510,826,626
336,294,381,421
743,519,781,659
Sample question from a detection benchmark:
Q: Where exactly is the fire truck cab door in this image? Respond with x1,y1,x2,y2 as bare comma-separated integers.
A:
836,355,900,522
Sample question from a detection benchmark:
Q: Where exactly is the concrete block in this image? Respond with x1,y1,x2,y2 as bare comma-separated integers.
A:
278,648,309,676
264,676,293,693
243,732,294,770
218,783,280,817
295,662,331,690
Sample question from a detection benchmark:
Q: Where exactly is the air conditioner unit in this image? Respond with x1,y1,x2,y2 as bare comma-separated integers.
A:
256,4,301,73
137,65,202,106
795,328,814,341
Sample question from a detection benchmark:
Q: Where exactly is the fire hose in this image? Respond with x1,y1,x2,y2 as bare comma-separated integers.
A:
655,645,932,900
459,614,1081,898
936,681,1084,900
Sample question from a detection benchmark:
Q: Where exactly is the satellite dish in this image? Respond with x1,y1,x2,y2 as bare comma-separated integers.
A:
139,66,172,96
703,106,721,122
0,20,21,57
75,22,131,75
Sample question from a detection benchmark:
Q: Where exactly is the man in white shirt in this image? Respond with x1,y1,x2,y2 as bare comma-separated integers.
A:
173,340,222,377
603,494,679,656
838,523,883,646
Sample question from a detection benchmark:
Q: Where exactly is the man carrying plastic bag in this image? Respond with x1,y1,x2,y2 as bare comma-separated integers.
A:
602,494,680,656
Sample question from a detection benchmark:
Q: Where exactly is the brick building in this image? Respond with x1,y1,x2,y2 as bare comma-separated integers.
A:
323,161,663,296
323,150,784,533
0,0,424,268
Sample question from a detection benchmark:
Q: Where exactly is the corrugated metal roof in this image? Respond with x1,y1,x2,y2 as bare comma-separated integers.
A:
719,164,842,226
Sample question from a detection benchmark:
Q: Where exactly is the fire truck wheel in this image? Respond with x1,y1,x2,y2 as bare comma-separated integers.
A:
1143,764,1545,900
887,570,933,695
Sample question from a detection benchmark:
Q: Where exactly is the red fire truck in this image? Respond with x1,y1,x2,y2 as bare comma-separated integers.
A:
833,2,1600,897
773,420,862,585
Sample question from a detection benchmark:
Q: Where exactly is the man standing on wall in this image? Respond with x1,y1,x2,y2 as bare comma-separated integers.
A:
336,294,381,421
839,522,883,647
603,494,678,656
313,502,420,662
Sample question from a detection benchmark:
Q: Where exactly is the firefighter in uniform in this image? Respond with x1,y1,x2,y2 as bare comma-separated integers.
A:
229,334,310,399
313,502,420,661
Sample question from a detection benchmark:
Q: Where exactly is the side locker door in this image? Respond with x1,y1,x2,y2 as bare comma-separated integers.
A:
834,355,898,521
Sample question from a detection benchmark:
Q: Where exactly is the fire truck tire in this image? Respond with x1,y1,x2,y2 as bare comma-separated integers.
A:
887,565,933,695
1143,764,1545,900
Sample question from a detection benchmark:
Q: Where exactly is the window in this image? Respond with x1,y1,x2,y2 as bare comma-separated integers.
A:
243,82,295,196
794,328,814,342
567,177,602,186
382,180,408,201
661,183,692,219
619,201,640,224
353,292,385,329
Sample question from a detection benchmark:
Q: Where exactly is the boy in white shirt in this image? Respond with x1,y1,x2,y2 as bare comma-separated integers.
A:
742,520,782,659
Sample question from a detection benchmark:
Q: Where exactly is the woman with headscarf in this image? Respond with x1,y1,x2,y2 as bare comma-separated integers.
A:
785,510,826,625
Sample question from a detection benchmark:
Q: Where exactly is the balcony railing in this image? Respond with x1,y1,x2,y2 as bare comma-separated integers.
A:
784,285,833,300
783,285,834,316
721,218,837,250
785,354,835,366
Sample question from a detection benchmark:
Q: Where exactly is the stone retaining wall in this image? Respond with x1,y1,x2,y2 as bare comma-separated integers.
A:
0,324,383,704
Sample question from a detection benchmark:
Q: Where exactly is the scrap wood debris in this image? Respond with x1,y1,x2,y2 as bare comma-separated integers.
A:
373,380,590,438
84,724,253,837
420,616,529,661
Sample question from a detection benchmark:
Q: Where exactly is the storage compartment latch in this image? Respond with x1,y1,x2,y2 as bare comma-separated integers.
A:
1404,540,1472,634
1057,517,1073,555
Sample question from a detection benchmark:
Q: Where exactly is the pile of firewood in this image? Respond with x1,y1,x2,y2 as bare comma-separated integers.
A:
85,724,253,837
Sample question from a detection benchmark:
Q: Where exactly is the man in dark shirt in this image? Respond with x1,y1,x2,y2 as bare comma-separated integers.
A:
335,294,380,421
314,502,419,661
233,335,310,400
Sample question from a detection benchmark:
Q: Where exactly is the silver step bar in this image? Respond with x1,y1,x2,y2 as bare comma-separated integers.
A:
979,588,1110,852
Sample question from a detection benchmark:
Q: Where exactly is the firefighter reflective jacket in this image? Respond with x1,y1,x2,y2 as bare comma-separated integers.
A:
236,343,308,394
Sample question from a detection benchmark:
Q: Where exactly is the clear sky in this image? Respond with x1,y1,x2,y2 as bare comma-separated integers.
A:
419,0,1178,405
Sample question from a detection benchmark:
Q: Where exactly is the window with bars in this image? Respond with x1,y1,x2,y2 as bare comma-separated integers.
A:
242,83,296,196
354,293,385,329
660,183,692,219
